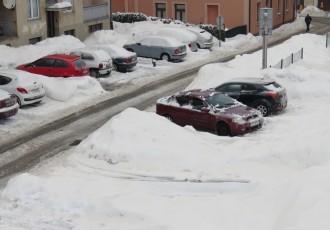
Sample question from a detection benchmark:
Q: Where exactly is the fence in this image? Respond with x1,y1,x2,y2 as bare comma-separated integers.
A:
326,32,330,48
270,48,303,69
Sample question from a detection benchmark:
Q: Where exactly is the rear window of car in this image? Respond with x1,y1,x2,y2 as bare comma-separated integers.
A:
264,82,282,91
74,59,86,68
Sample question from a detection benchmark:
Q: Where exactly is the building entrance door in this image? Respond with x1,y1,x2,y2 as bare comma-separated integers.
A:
47,11,56,38
207,5,219,25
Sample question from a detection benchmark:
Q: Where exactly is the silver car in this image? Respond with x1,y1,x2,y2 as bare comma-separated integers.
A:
185,27,214,49
155,27,199,52
124,36,187,61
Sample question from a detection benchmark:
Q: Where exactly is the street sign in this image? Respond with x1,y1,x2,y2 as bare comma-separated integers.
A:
259,8,273,36
216,16,224,30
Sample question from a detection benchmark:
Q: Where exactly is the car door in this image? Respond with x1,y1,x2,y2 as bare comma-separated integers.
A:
53,59,70,77
171,95,190,126
188,97,213,131
239,84,258,106
216,83,242,100
28,58,55,76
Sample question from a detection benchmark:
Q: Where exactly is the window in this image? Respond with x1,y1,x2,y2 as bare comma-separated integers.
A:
89,23,103,33
285,0,289,12
174,4,185,22
155,3,166,18
34,58,54,67
29,37,41,45
217,84,241,92
64,29,75,36
54,60,68,68
0,76,12,85
28,0,39,19
191,98,205,110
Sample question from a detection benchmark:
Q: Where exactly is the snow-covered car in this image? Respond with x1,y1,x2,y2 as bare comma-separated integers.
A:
124,36,187,61
88,44,137,72
156,89,263,136
0,89,19,119
0,69,45,107
155,27,198,52
70,48,112,78
185,27,214,49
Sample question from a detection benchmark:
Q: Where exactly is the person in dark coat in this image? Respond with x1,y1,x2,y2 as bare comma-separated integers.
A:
305,14,312,32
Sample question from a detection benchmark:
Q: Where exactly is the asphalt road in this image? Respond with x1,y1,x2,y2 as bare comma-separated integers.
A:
1,17,329,186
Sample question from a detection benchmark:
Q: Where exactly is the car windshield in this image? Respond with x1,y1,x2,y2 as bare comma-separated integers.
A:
205,93,237,108
73,59,86,68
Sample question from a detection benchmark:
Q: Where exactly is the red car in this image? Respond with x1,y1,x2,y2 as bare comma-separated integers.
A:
16,54,89,77
156,89,264,136
0,89,19,119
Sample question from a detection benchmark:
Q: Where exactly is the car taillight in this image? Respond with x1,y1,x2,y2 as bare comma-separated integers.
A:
175,49,180,54
266,91,280,99
99,63,104,68
124,58,131,64
17,87,28,94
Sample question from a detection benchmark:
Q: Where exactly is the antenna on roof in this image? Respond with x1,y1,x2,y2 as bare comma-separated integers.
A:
3,0,16,9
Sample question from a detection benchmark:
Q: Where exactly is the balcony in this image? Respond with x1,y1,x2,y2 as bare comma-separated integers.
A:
83,3,108,22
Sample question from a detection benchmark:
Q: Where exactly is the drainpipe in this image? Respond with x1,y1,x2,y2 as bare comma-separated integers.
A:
110,0,113,30
282,0,285,25
249,0,251,33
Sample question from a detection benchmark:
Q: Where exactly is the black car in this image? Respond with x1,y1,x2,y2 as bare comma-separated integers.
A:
214,77,288,116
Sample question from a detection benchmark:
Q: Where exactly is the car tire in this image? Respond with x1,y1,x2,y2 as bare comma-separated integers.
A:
160,53,170,61
90,69,99,78
252,101,270,117
217,122,230,136
15,96,22,107
113,63,118,72
164,115,173,122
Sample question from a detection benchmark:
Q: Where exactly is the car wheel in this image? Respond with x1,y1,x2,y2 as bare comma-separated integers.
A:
15,96,22,107
253,101,270,117
160,53,170,61
164,115,173,122
90,69,99,78
113,63,118,72
217,122,230,136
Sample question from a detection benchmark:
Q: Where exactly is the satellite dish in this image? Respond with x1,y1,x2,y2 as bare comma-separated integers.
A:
3,0,16,9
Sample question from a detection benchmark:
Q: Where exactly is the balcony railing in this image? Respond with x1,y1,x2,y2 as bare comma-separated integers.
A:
83,3,108,22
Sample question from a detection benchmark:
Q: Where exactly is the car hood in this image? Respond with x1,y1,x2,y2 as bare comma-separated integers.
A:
215,105,260,117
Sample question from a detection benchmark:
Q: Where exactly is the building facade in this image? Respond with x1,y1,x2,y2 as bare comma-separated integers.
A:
112,0,296,35
0,0,110,47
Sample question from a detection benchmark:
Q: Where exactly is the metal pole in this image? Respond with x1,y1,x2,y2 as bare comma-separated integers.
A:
262,12,269,69
110,0,114,30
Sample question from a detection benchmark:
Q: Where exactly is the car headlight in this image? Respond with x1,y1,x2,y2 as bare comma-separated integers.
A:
232,116,246,125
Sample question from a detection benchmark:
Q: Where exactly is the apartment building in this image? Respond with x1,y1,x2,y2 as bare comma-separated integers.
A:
112,0,296,35
0,0,110,47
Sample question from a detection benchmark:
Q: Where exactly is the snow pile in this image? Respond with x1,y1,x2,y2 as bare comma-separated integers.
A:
300,5,328,17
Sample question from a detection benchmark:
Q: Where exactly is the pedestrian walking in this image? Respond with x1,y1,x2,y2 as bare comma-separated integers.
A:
305,14,312,32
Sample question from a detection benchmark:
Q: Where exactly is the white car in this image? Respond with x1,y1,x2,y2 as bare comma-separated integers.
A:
0,69,45,107
88,44,138,72
70,48,113,78
155,27,198,52
185,27,214,49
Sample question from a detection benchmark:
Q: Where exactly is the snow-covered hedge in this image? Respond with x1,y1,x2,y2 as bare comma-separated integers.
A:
112,12,147,23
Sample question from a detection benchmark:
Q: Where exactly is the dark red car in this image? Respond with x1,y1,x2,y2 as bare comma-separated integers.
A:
156,89,264,136
0,89,19,119
16,54,89,77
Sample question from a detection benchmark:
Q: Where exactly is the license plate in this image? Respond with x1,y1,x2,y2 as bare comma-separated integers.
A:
31,89,40,93
250,121,259,127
